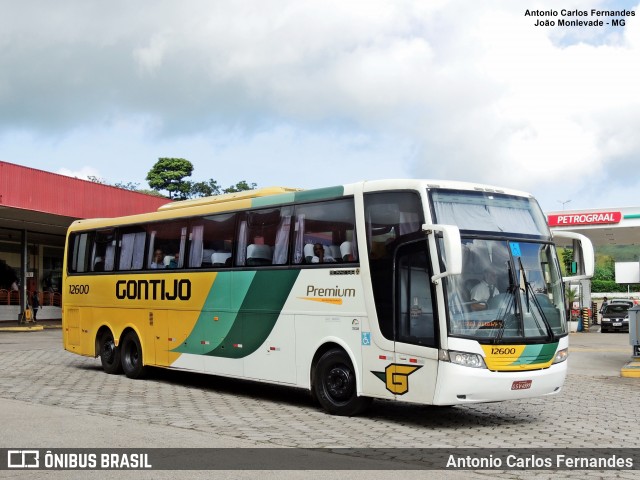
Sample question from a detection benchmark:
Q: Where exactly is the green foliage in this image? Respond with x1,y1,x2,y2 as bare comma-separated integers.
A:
558,248,624,289
593,261,614,282
94,158,258,200
190,179,223,198
146,158,194,200
592,280,640,293
135,188,168,197
114,181,141,191
223,181,257,193
188,179,257,198
559,248,573,276
87,175,107,184
565,285,577,304
594,244,640,262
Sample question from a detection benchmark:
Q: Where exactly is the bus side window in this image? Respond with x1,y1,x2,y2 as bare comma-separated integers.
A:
69,232,94,273
198,213,237,269
242,207,291,267
93,229,116,272
146,221,187,270
291,198,357,265
118,228,146,271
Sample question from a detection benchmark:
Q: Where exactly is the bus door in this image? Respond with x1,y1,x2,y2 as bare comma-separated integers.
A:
392,241,439,403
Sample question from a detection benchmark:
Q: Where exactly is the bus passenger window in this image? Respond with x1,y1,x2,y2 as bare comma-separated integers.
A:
239,207,291,267
146,221,186,270
69,232,93,273
292,198,357,265
197,213,237,269
93,229,116,272
118,229,146,271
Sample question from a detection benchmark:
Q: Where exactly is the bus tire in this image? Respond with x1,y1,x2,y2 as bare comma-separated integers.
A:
120,331,147,379
99,331,122,375
313,349,371,416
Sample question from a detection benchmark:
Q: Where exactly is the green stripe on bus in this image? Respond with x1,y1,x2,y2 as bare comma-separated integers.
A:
205,269,300,359
252,192,297,208
172,271,256,355
250,186,345,208
294,186,344,203
511,343,558,365
531,342,558,363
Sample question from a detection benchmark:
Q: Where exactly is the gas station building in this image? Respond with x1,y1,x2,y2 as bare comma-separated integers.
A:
547,207,640,305
0,161,170,321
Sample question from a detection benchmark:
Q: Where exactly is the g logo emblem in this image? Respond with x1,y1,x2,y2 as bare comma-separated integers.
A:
372,364,422,395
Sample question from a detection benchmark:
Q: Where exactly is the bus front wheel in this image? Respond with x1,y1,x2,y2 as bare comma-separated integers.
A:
99,331,122,375
120,331,147,379
313,349,371,416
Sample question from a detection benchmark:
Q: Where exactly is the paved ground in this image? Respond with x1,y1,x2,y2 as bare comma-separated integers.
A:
0,327,637,479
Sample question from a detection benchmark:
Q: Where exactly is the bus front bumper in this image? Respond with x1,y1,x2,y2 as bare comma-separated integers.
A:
432,361,567,405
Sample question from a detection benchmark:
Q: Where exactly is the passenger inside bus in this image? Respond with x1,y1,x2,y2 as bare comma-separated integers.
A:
93,257,104,272
150,250,165,269
470,270,500,303
313,243,336,263
167,252,179,269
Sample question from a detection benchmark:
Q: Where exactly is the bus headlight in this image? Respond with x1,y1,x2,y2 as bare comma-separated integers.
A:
440,349,487,369
552,348,569,364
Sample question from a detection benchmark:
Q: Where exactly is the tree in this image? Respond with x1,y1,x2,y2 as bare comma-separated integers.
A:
593,255,615,282
114,181,140,191
223,181,257,193
135,188,167,198
144,158,258,199
559,247,573,276
87,175,108,184
146,158,194,199
190,179,223,198
188,179,257,198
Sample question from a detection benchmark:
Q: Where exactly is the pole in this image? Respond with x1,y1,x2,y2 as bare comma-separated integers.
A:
20,229,27,321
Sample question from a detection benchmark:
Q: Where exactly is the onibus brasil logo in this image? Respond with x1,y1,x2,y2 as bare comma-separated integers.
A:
372,364,421,395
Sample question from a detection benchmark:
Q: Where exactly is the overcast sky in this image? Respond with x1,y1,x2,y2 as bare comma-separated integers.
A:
1,0,638,212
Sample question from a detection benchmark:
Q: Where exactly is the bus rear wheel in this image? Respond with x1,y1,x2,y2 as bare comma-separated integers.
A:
99,331,122,374
120,331,147,379
313,349,371,416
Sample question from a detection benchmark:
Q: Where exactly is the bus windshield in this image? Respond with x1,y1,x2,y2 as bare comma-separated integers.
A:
442,239,566,341
431,189,565,342
431,189,549,238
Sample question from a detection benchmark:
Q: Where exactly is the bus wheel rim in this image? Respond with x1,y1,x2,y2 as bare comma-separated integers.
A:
325,365,353,401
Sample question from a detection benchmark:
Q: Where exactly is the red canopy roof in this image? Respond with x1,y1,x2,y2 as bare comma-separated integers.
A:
0,161,170,218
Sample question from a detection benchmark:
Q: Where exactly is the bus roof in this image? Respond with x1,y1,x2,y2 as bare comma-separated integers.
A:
158,187,302,211
67,179,535,232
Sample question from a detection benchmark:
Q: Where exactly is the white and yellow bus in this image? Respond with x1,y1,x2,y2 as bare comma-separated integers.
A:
63,179,593,416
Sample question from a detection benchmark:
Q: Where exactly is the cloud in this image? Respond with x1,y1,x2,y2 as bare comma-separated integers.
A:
0,0,638,210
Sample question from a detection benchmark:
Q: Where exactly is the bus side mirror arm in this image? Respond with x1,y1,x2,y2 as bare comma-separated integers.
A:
422,223,462,284
552,230,595,281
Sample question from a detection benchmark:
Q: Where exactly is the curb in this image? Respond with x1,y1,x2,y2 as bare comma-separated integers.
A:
621,360,640,378
0,323,61,333
0,325,45,332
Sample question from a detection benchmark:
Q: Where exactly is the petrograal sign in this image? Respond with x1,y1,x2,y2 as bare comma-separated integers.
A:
547,211,621,227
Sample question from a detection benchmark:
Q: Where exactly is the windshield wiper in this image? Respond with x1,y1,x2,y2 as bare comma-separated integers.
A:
492,261,516,344
517,257,555,341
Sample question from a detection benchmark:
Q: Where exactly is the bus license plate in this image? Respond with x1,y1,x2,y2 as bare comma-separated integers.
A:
511,380,532,390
